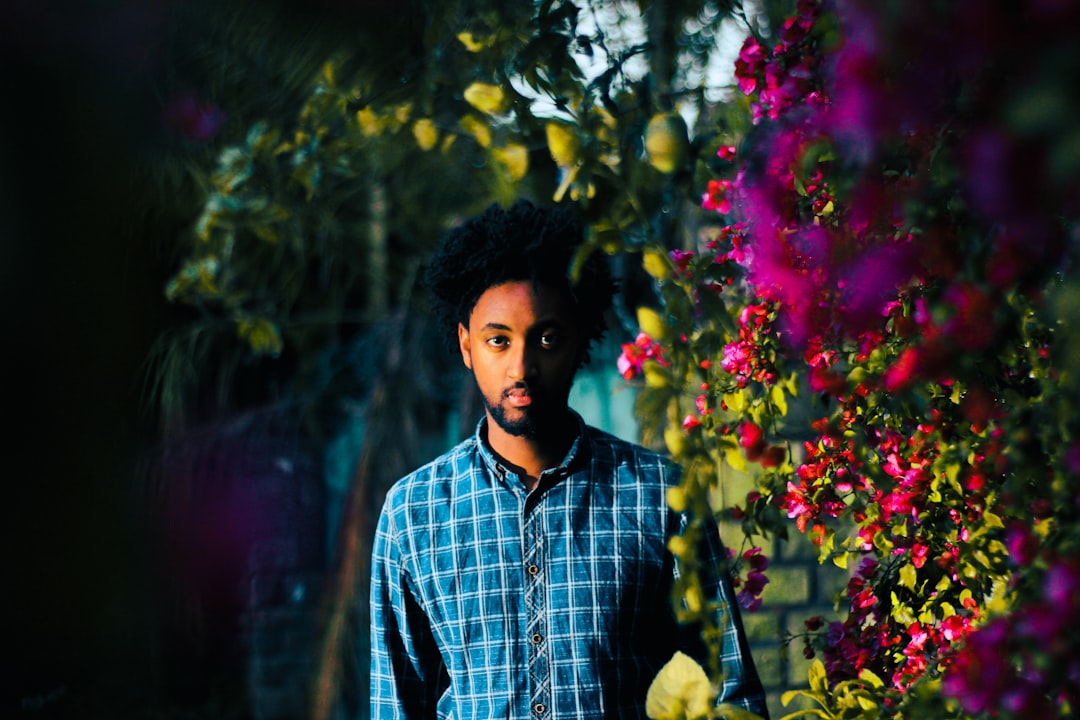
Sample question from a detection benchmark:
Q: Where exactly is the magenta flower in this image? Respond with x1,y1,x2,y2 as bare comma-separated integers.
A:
702,179,734,214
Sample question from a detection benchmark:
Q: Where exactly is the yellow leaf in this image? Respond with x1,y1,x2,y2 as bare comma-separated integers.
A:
637,306,667,340
667,534,691,558
769,384,788,416
569,180,595,200
644,112,690,174
393,102,412,126
808,659,828,694
899,563,916,590
724,446,747,473
456,31,491,52
723,391,747,413
858,668,885,689
664,427,686,456
237,318,283,358
412,119,439,151
642,247,672,280
545,121,580,168
356,107,382,136
831,545,848,569
716,703,765,720
492,143,529,180
667,486,688,512
463,82,508,115
459,114,492,148
645,652,713,720
684,583,703,612
890,593,915,625
552,165,578,202
643,361,669,388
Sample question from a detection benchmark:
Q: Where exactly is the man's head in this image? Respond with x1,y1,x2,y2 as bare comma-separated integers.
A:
424,198,617,367
424,199,617,438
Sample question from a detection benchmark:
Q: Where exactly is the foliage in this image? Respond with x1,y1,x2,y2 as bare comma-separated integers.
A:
618,0,1080,718
159,0,1080,717
155,0,768,428
646,651,766,720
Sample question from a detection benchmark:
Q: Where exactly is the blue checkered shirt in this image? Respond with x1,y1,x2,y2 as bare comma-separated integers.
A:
370,413,768,719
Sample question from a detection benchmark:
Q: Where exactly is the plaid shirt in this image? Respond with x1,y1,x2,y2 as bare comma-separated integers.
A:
370,413,768,719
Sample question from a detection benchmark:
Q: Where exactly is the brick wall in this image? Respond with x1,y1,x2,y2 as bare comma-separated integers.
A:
718,465,847,719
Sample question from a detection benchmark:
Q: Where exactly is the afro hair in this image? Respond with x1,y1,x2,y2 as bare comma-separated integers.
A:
423,199,617,366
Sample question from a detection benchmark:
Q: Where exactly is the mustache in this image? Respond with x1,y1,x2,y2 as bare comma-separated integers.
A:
502,382,538,398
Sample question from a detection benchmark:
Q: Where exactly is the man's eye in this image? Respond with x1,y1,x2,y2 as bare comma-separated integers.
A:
486,336,508,348
540,334,561,349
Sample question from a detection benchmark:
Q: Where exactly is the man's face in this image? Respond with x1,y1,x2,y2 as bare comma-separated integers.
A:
458,281,580,439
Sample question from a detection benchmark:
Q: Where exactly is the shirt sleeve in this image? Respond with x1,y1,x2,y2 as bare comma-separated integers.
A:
370,498,446,720
697,518,770,719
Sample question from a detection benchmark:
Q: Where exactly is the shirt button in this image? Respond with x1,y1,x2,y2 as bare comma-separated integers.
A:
531,632,543,645
527,563,540,576
534,702,546,715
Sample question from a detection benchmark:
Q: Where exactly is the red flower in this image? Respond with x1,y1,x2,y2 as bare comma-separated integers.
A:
702,179,734,214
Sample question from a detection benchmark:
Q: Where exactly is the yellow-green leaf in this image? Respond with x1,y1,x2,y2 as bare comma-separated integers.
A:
899,563,916,590
412,118,439,151
808,659,828,694
492,143,529,181
237,317,283,358
723,391,748,413
545,121,580,168
637,306,667,340
770,384,788,416
716,703,766,720
857,668,884,689
463,82,508,115
645,652,713,720
456,31,492,52
724,446,747,473
459,114,492,148
642,247,672,280
664,426,686,456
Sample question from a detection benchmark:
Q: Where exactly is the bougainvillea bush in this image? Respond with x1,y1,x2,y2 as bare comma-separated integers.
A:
628,0,1080,717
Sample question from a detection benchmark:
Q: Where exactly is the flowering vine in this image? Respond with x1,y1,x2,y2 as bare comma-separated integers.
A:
627,0,1080,717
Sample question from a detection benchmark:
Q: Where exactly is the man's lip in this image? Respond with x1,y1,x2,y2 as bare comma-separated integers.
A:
504,387,533,407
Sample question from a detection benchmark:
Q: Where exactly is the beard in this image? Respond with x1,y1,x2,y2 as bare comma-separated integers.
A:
480,381,570,439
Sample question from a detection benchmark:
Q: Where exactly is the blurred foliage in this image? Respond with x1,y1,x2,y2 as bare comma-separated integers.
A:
149,0,789,438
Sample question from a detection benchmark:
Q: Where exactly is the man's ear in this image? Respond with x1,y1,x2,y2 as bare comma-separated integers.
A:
457,322,473,370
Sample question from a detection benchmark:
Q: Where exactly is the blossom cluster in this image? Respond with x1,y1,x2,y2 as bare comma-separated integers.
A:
617,332,668,381
942,554,1080,717
729,547,770,613
625,0,1080,717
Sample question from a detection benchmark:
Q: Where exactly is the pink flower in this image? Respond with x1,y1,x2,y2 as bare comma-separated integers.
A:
702,179,734,214
738,421,766,460
616,332,668,380
734,37,766,95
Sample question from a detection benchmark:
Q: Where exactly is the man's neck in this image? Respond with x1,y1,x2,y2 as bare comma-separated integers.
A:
484,413,575,487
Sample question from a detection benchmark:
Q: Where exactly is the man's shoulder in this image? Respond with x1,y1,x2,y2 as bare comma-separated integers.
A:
583,425,676,472
383,435,480,505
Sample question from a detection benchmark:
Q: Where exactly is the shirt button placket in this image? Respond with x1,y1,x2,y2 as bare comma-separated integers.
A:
523,510,550,718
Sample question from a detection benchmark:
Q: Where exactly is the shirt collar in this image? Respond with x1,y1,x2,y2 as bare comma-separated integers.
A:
473,409,590,485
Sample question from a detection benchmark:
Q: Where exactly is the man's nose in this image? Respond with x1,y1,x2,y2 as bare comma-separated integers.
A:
508,344,538,379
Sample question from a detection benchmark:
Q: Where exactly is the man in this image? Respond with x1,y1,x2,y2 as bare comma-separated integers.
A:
370,199,768,719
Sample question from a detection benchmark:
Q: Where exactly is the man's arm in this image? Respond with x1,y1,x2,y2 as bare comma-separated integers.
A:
697,520,770,719
370,504,445,719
